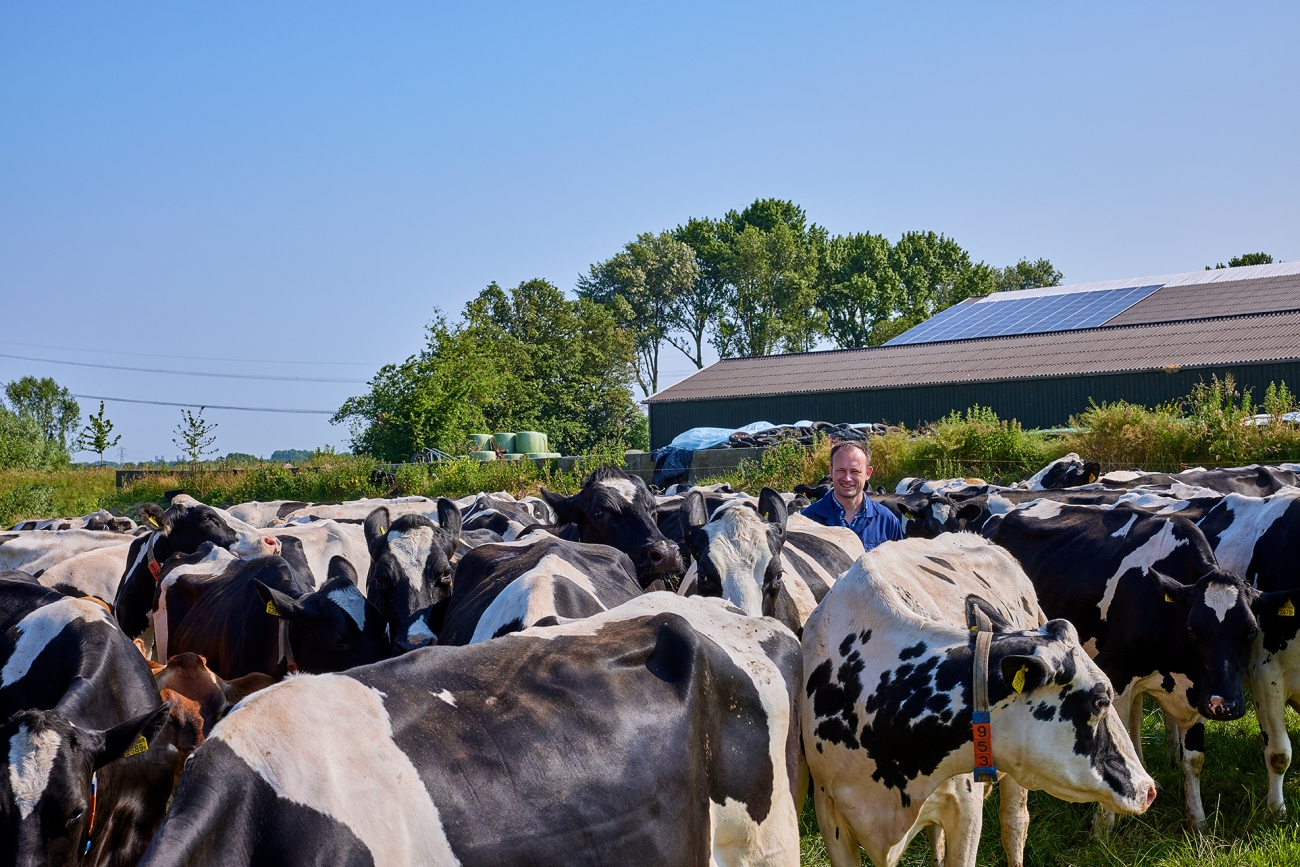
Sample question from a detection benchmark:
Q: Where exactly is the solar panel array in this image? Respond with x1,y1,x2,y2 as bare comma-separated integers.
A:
885,284,1164,346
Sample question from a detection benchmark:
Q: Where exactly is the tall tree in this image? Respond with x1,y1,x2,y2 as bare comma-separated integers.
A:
879,231,996,340
173,408,217,470
994,258,1063,293
816,232,901,349
669,217,730,369
74,401,121,465
577,231,698,397
4,376,80,449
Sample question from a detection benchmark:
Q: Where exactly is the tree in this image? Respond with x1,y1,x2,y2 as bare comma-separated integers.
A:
577,231,699,397
173,408,217,470
0,406,62,470
4,376,80,450
74,401,121,465
816,232,902,349
669,218,730,369
1209,252,1273,269
879,231,997,340
335,280,641,460
994,258,1063,293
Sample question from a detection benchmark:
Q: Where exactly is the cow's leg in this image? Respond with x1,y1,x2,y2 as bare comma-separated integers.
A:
927,826,944,867
813,785,864,867
1127,694,1146,765
795,753,810,817
1177,719,1208,832
937,777,984,867
1250,660,1291,816
1162,708,1181,766
998,775,1029,867
1093,686,1140,839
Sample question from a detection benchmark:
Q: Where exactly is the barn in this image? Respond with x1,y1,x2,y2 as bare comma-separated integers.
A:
645,261,1300,449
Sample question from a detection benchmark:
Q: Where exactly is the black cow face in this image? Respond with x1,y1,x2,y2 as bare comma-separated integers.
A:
257,566,391,673
138,502,238,558
541,466,683,588
891,494,983,539
0,706,169,865
364,502,461,651
681,488,788,621
1033,455,1102,490
1150,569,1260,720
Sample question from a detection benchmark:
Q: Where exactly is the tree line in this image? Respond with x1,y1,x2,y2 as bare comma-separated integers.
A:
577,198,1062,396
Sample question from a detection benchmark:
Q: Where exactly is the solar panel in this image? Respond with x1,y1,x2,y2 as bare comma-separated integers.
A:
885,284,1163,345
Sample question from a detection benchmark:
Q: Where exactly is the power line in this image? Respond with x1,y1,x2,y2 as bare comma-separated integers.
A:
72,394,335,415
0,338,378,367
0,352,368,384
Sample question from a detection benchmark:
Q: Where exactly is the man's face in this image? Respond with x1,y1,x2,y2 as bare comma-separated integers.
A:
831,446,872,502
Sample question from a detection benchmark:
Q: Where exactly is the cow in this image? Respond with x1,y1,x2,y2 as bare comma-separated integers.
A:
458,494,542,541
362,501,462,651
1099,464,1300,496
0,530,133,576
148,652,275,737
802,535,1155,867
137,593,802,867
1014,453,1103,490
225,500,313,528
113,499,281,650
985,501,1262,830
540,466,684,590
265,520,371,590
36,543,132,604
0,579,175,867
438,530,644,645
678,487,861,636
274,495,454,526
162,555,389,680
11,510,137,534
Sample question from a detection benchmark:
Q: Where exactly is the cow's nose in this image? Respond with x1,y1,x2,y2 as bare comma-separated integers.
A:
1206,695,1237,718
1144,782,1157,809
648,543,683,573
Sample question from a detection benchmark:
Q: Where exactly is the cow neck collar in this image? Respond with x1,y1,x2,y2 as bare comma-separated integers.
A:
145,532,163,582
969,606,996,783
278,620,299,674
83,772,98,857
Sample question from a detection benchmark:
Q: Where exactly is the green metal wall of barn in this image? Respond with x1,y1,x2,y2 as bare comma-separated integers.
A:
648,362,1300,449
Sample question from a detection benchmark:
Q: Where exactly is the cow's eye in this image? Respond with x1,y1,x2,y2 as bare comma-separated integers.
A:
593,509,605,519
1248,628,1259,642
65,807,84,829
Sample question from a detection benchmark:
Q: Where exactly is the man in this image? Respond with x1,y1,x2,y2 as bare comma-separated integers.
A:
801,439,901,552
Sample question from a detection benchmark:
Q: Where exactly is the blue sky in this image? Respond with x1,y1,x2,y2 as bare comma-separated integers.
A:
2,3,1296,460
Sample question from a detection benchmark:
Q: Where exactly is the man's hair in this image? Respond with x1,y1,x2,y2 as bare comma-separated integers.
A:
830,438,871,467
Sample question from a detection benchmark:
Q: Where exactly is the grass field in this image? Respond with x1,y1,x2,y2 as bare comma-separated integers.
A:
797,697,1300,866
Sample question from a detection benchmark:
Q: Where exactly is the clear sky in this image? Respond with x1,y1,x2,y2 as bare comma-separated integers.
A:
2,2,1296,461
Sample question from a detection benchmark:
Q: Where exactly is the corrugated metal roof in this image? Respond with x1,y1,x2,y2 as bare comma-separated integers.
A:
645,309,1300,404
1105,271,1300,326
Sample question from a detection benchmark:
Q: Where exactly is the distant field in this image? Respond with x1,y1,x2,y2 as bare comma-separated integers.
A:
798,698,1300,866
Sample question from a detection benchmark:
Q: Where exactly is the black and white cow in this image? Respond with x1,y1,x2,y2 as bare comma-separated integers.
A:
265,520,370,590
1014,453,1103,490
802,535,1155,867
986,501,1262,829
0,579,175,867
1099,464,1300,496
458,494,543,541
0,531,133,577
438,530,643,645
35,544,133,605
137,594,802,867
540,466,684,590
11,510,137,534
362,502,462,652
162,554,389,680
113,500,281,649
679,487,861,635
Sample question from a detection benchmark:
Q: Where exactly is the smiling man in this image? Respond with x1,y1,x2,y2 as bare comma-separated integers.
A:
801,439,901,552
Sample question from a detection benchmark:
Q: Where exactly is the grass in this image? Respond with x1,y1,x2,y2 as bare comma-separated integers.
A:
797,697,1300,866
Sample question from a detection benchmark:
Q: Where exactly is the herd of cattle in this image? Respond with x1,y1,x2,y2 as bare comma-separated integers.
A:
4,456,1300,865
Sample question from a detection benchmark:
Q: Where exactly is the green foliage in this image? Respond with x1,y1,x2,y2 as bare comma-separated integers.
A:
269,449,313,463
669,217,730,369
816,232,900,349
172,407,218,470
1210,252,1274,269
4,376,80,449
994,257,1063,293
74,401,121,465
0,483,56,527
335,280,641,460
0,406,68,470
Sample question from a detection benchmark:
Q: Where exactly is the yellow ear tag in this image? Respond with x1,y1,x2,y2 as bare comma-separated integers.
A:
1088,473,1098,483
265,600,281,617
761,511,772,521
378,527,386,535
902,510,916,520
146,515,160,529
1012,665,1028,694
1280,600,1296,617
123,735,149,758
1164,593,1175,603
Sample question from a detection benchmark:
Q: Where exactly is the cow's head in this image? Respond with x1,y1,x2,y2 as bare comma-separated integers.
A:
257,561,391,673
1020,453,1102,491
990,618,1156,813
890,493,983,539
541,466,683,587
0,704,170,864
1149,568,1261,720
681,488,788,620
363,502,460,650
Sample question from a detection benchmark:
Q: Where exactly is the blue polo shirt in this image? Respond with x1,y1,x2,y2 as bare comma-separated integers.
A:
801,491,903,552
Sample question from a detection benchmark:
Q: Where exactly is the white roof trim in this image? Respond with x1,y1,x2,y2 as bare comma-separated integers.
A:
977,260,1300,304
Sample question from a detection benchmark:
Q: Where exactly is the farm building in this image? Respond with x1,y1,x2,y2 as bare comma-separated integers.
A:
645,261,1300,449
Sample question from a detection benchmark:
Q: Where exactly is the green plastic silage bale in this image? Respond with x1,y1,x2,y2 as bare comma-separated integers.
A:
469,434,493,450
470,450,496,462
514,431,546,453
492,433,516,453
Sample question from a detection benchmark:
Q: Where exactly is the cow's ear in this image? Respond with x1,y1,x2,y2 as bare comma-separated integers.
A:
999,655,1052,695
88,702,171,770
539,488,579,525
1083,462,1101,484
138,503,170,534
363,507,391,554
255,580,303,620
436,498,462,550
758,488,788,537
956,501,984,525
682,491,709,532
326,556,359,586
1148,569,1194,606
1253,589,1298,619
